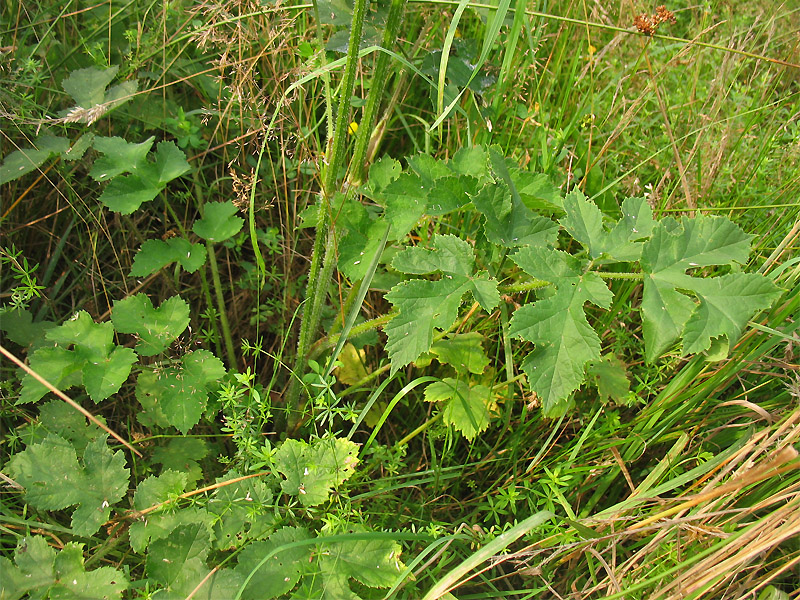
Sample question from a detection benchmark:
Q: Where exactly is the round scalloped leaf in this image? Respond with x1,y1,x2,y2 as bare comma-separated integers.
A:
192,201,244,242
112,294,190,356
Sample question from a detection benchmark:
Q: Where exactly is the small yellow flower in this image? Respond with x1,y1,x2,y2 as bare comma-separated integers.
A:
348,121,359,135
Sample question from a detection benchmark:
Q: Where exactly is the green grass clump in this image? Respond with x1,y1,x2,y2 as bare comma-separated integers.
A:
1,0,799,598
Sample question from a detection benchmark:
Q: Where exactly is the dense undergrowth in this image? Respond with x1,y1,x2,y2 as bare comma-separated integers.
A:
1,0,799,598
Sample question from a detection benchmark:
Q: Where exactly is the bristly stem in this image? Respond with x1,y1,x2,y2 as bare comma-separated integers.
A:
286,0,371,429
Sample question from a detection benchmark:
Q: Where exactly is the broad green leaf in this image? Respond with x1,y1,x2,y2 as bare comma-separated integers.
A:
472,183,558,248
150,437,208,487
18,346,84,404
274,436,359,507
97,173,160,214
128,471,214,553
130,237,207,276
68,437,130,535
81,346,138,402
510,247,613,413
681,273,783,355
208,472,274,550
8,434,129,536
146,523,210,587
37,399,104,453
139,141,191,186
62,65,119,108
235,527,312,600
193,201,244,242
424,378,493,440
0,135,70,185
430,332,490,375
560,191,654,261
587,355,631,403
339,219,387,280
20,311,136,404
135,350,226,434
362,156,402,195
47,310,112,352
316,534,405,591
90,136,154,181
514,171,564,211
560,189,605,257
380,172,433,239
385,235,499,371
448,144,490,179
640,215,780,360
112,294,190,356
0,536,128,600
0,307,55,351
8,434,84,510
62,133,96,161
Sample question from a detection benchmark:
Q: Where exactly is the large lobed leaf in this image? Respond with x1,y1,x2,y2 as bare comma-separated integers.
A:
20,311,137,404
0,536,128,600
640,215,782,360
112,294,190,356
8,434,130,536
384,234,499,372
509,246,613,414
135,349,226,433
274,436,359,507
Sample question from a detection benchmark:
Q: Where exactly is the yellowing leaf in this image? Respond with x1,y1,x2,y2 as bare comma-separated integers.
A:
335,343,368,384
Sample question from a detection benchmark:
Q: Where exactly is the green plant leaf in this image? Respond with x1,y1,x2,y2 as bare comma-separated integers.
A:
128,471,214,553
424,378,493,440
208,471,275,550
274,436,359,507
235,526,312,599
587,354,631,403
510,246,613,414
92,138,190,214
430,332,490,375
561,190,655,261
139,141,191,186
36,399,104,453
0,536,127,600
146,523,210,588
385,234,499,372
135,349,226,434
472,182,558,248
640,215,781,360
0,307,56,351
20,311,136,404
8,434,129,536
62,65,119,107
97,173,161,214
193,201,244,242
18,346,84,404
130,237,207,276
150,437,208,487
680,273,784,355
318,534,406,589
0,135,71,185
90,136,154,181
112,294,190,356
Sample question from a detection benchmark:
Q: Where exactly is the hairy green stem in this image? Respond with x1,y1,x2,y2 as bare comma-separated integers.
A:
286,0,371,428
347,0,408,185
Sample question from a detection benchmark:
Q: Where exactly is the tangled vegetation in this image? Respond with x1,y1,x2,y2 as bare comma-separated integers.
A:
1,0,799,598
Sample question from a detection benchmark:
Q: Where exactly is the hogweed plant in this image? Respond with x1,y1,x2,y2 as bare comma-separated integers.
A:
0,0,796,598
